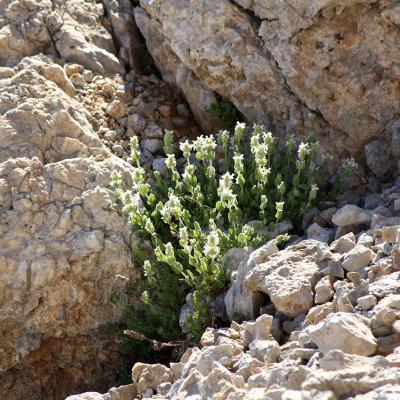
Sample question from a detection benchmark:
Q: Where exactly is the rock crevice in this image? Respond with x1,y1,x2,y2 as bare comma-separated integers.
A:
135,0,400,174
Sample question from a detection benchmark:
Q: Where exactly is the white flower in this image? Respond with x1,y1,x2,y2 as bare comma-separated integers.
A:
194,135,217,161
250,133,260,153
233,153,244,175
298,142,310,161
179,227,189,246
204,231,220,260
219,130,230,150
130,136,139,149
254,144,269,167
260,195,268,210
130,136,141,164
277,181,286,195
309,184,318,202
220,172,234,190
161,191,182,222
166,154,177,169
218,174,237,208
275,201,284,220
180,140,192,159
206,165,216,180
252,124,265,136
132,167,145,184
257,166,271,185
234,122,246,144
144,217,155,234
182,164,195,186
143,260,155,283
218,172,237,207
165,242,175,260
111,171,122,188
262,131,274,147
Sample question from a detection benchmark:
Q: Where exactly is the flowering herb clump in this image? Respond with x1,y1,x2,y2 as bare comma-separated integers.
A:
112,123,318,340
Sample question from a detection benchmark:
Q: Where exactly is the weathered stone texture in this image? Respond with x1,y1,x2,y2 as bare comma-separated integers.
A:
136,0,400,172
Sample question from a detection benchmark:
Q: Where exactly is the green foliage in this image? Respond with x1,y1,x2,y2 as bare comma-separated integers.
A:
206,97,238,128
328,157,359,200
112,123,319,340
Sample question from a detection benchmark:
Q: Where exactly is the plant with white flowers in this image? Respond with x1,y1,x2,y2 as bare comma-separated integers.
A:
112,123,319,340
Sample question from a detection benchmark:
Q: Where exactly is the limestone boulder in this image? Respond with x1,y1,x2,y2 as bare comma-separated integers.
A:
308,312,377,356
0,0,124,75
136,0,400,171
243,240,324,317
342,244,375,272
0,56,137,400
134,7,221,133
332,205,372,228
131,363,174,394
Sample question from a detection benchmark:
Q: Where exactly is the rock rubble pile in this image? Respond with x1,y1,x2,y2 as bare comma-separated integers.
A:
71,184,400,399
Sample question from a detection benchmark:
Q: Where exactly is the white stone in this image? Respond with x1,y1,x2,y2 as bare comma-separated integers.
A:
308,312,377,356
330,232,356,253
342,244,375,272
332,205,371,227
244,240,323,317
249,339,280,363
357,295,377,311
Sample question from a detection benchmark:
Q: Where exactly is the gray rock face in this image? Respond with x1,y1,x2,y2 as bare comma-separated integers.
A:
136,0,400,171
224,247,263,322
365,140,394,178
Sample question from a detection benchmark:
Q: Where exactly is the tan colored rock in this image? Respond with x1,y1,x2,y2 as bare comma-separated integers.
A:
132,363,174,393
303,366,400,399
243,240,323,317
358,295,378,311
0,0,123,76
308,312,377,356
342,244,375,272
106,100,128,120
134,6,222,134
0,67,15,79
330,232,356,253
315,276,334,305
306,303,334,325
382,225,400,244
332,205,371,227
137,0,400,171
54,25,125,75
249,339,280,363
0,56,138,399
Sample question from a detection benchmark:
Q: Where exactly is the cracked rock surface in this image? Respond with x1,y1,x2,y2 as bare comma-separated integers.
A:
136,0,400,173
0,1,200,399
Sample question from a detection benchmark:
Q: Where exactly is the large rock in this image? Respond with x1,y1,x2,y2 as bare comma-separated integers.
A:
308,312,377,356
102,0,146,72
303,366,400,399
342,244,375,272
0,0,124,74
243,240,324,317
0,56,137,399
223,247,262,322
136,0,400,171
134,7,221,133
332,205,371,227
